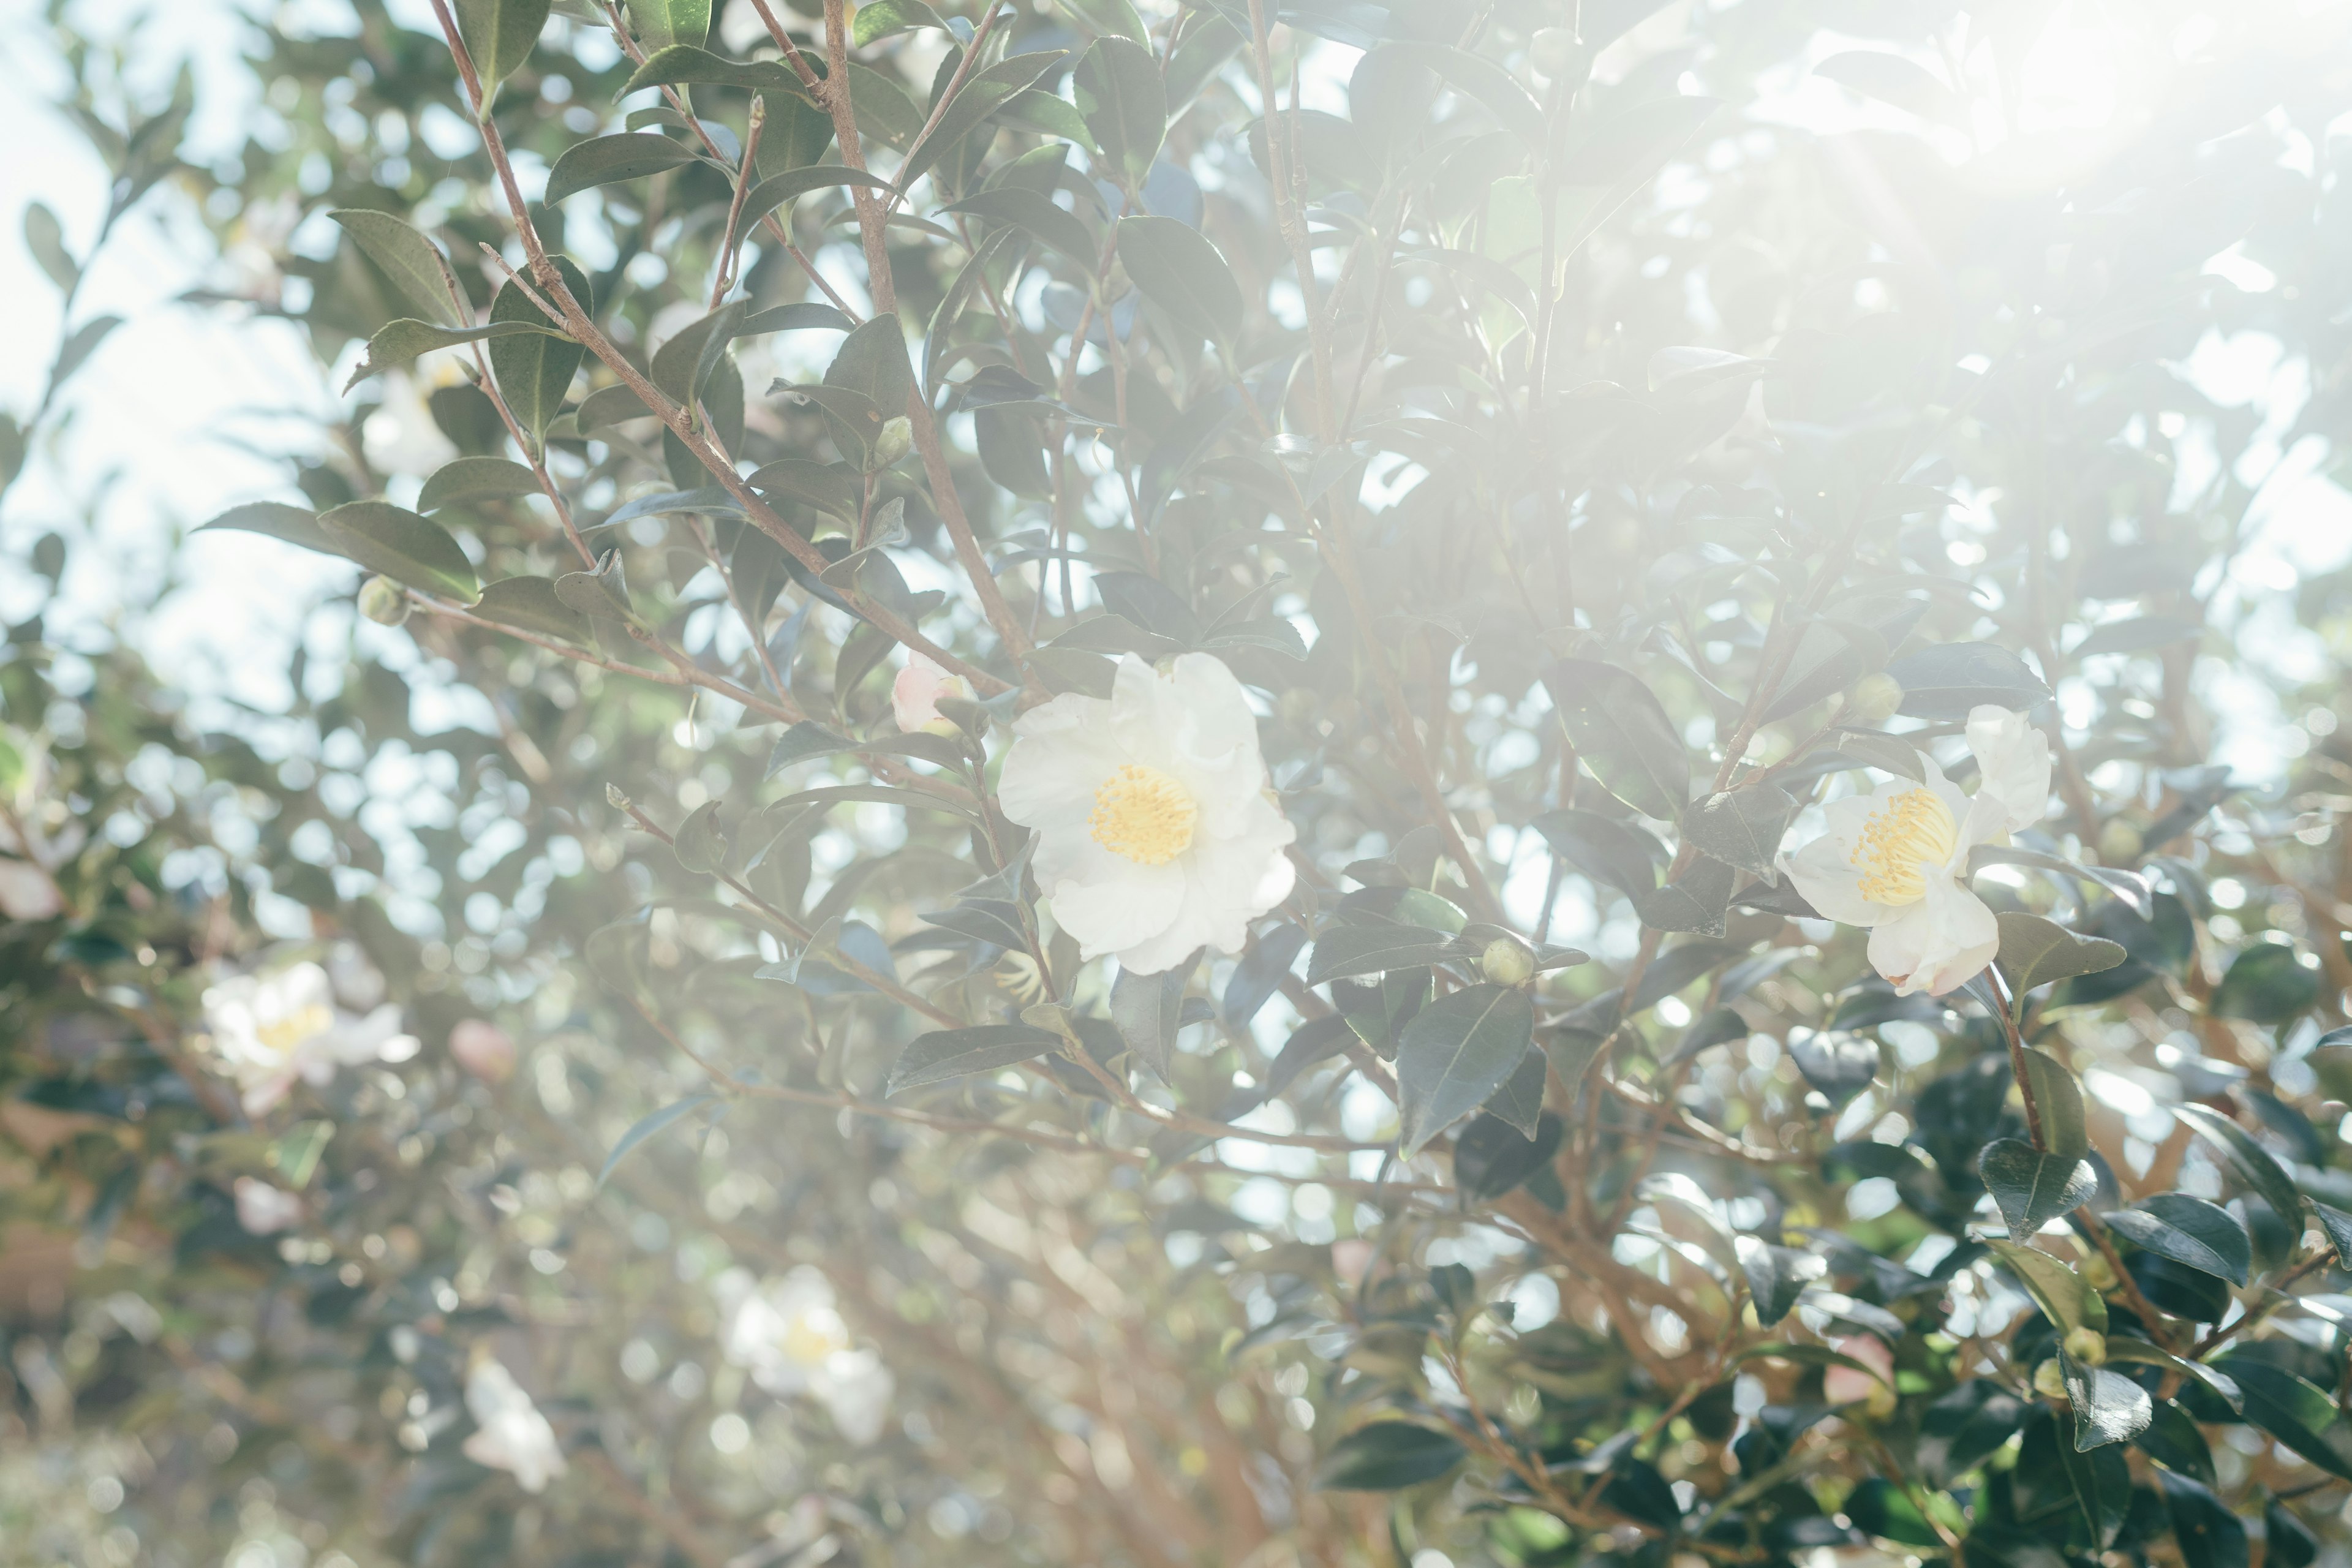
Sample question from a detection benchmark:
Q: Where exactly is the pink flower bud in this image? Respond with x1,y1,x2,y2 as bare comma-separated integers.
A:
450,1019,517,1083
1824,1333,1894,1408
891,654,970,736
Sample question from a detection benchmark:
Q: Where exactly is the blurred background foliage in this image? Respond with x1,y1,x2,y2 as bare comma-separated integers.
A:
10,1,2352,1567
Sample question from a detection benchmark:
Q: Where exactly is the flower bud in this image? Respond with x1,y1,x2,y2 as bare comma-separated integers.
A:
1480,936,1536,987
1845,673,1904,723
893,654,973,736
2033,1358,2067,1398
2096,819,2143,864
2063,1327,2107,1366
2080,1251,2117,1291
358,575,410,626
450,1019,516,1083
871,415,913,469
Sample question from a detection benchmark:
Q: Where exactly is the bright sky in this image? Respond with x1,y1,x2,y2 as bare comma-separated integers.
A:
3,0,2348,780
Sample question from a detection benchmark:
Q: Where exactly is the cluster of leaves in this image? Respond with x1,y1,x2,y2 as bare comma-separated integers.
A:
14,0,2352,1565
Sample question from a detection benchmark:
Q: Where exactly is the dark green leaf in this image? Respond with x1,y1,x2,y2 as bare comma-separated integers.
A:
1531,809,1664,895
628,0,711,51
23,201,76,291
453,0,551,88
489,255,589,436
1111,948,1200,1083
2019,1047,2089,1160
1074,36,1165,186
2212,942,2321,1025
1680,785,1795,876
319,502,481,601
1395,984,1536,1156
2213,1357,2352,1480
2101,1195,2250,1286
469,576,588,642
343,318,564,391
1117,214,1243,346
1306,924,1469,985
330,208,465,326
1978,1138,2095,1235
884,1025,1063,1095
2060,1344,2152,1450
1634,856,1733,937
621,43,802,99
1735,1235,1825,1327
1313,1423,1464,1491
1480,1047,1548,1140
1453,1110,1561,1199
1883,641,2051,720
2135,1398,2216,1484
851,0,946,44
1788,1031,1879,1107
737,164,897,229
1422,45,1543,148
1996,911,2127,997
2160,1471,2248,1568
938,187,1098,269
1920,1380,2026,1485
2173,1103,2304,1225
1224,924,1307,1032
418,456,540,513
2266,1501,2320,1568
1543,659,1688,820
1845,1478,1942,1548
597,1091,719,1186
199,501,339,554
671,800,726,874
895,53,1068,194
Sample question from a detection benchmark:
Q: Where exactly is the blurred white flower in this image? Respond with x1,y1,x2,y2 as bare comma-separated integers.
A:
0,859,61,921
998,652,1295,974
461,1359,567,1493
1781,706,2050,997
448,1019,517,1082
233,1177,304,1235
718,1267,895,1446
891,653,969,736
203,960,420,1115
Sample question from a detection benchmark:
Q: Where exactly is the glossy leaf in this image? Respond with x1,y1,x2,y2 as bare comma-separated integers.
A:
1543,660,1688,820
1117,215,1243,346
1394,984,1536,1156
884,1025,1064,1095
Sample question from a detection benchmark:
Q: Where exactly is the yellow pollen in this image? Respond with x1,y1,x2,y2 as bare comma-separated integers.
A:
257,1005,333,1055
1851,788,1958,905
1089,764,1197,866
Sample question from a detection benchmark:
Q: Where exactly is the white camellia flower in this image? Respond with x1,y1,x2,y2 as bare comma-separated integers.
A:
997,653,1295,974
461,1358,567,1493
891,652,969,736
1781,704,2051,996
717,1267,895,1446
203,961,420,1115
233,1177,305,1236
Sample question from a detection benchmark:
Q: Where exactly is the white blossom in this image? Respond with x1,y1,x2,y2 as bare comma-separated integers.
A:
718,1267,895,1446
203,960,419,1115
462,1359,567,1493
233,1178,304,1236
997,653,1295,974
1781,706,2051,996
891,653,969,736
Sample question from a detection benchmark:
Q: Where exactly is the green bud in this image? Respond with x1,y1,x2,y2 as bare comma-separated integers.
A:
1845,673,1904,723
871,415,913,469
1480,937,1536,987
357,575,410,626
2063,1327,2107,1366
2033,1358,2067,1399
2081,1251,2117,1291
2095,820,2143,864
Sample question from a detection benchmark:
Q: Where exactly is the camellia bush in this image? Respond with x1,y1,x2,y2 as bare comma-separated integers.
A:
17,0,2352,1565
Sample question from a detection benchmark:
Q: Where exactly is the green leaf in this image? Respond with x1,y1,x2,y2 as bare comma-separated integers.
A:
2159,1472,2248,1568
544,133,702,206
1996,911,2127,997
1313,1423,1464,1491
737,164,896,229
469,576,589,642
2100,1340,2241,1413
895,52,1068,194
2060,1344,2152,1450
1844,1479,1942,1548
622,43,803,99
1920,1380,2026,1484
1984,1237,2106,1333
2267,1501,2320,1568
23,201,77,291
2019,1047,2089,1159
597,1091,720,1186
1788,1031,1879,1107
453,0,551,88
1048,0,1148,40
2052,1414,2131,1548
1306,924,1470,985
2312,1202,2352,1268
319,502,481,602
1395,983,1536,1157
330,208,466,326
1634,856,1733,937
1531,809,1663,896
199,501,339,554
2212,941,2321,1024
2215,1356,2352,1480
1110,949,1200,1084
851,0,946,44
418,456,541,513
748,458,862,519
342,318,560,392
1478,1047,1548,1139
1117,215,1242,346
50,315,119,394
1882,641,2051,720
672,799,727,873
1543,659,1688,820
824,312,914,420
1679,784,1796,876
884,1024,1064,1095
628,0,711,51
2136,1396,2217,1483
938,187,1099,270
741,301,856,335
2101,1194,2250,1286
1423,45,1544,149
1734,1235,1825,1327
489,256,589,437
1073,36,1165,186
2173,1102,2305,1224
1978,1139,2096,1235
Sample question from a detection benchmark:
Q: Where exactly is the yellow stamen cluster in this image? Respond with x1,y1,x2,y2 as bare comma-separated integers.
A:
1851,788,1957,905
1090,764,1197,865
257,1005,334,1057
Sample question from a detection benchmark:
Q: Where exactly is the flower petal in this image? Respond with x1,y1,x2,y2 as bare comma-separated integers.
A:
1866,873,1997,996
1780,780,1919,927
1962,704,2051,842
1047,856,1188,961
999,690,1123,828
